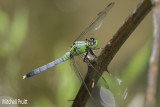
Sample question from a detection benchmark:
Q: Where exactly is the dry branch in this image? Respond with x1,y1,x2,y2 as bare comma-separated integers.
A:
72,0,153,107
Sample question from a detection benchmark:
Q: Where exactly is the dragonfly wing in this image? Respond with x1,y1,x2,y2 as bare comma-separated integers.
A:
100,86,116,107
70,57,94,99
74,2,114,41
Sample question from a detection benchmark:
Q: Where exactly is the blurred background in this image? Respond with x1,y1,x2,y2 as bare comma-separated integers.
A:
0,0,158,107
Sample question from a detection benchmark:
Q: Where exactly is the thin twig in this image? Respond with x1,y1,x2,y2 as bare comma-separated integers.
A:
72,0,153,107
145,1,160,107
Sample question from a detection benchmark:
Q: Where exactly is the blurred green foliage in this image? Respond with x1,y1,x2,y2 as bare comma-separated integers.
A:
0,7,28,57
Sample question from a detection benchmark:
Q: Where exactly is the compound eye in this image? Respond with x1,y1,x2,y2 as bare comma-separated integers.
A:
90,38,95,41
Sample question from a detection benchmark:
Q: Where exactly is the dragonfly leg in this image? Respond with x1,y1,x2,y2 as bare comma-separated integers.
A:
83,52,88,62
89,49,97,58
95,48,104,50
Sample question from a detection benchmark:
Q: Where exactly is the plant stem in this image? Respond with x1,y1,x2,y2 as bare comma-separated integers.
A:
72,0,153,107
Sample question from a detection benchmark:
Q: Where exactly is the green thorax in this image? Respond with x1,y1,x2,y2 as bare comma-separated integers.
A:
63,38,98,60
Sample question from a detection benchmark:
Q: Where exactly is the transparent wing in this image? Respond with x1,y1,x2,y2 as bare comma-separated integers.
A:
100,86,116,107
74,53,108,90
70,57,94,99
74,2,114,41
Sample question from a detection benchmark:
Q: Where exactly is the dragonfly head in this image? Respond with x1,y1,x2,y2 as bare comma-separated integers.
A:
88,38,98,49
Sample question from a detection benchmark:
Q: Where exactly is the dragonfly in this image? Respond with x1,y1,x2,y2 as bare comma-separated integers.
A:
23,2,114,99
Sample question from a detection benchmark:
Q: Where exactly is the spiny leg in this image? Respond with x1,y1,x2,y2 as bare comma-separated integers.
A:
89,49,97,58
83,52,88,62
95,48,104,50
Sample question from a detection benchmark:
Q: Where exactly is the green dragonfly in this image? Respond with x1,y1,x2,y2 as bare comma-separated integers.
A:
23,2,114,98
23,2,114,79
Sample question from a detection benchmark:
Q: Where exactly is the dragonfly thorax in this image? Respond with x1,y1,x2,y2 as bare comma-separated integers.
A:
69,38,98,57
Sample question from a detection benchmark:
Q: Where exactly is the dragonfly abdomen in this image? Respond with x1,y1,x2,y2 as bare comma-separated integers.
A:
23,54,70,79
